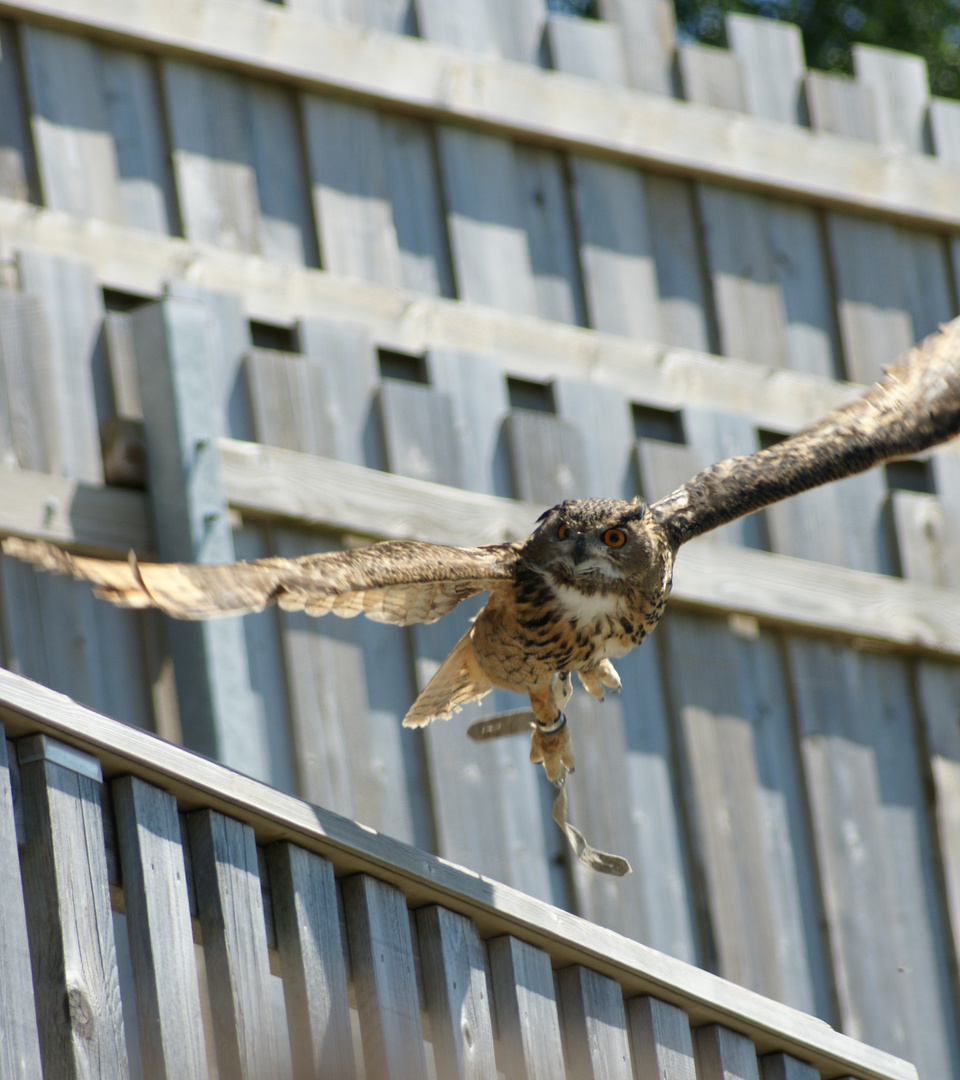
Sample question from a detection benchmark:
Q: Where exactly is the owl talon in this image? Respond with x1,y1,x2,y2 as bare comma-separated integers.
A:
530,713,574,783
553,671,573,710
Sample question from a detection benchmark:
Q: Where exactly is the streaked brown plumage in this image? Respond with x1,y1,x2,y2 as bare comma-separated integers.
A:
6,318,960,781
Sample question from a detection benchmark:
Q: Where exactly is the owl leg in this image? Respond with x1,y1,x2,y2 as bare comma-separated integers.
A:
527,686,574,783
577,659,622,702
553,671,573,710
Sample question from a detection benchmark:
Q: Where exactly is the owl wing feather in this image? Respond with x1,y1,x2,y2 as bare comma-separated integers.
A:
650,316,960,548
0,537,520,627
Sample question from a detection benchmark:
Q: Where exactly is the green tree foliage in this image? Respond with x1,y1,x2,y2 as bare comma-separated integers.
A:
673,0,960,97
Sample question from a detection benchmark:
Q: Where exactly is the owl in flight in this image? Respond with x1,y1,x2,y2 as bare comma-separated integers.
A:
6,320,960,783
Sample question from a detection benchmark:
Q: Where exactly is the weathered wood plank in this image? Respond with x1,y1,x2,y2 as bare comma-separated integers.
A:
130,298,267,776
886,489,957,586
626,996,697,1080
17,735,130,1080
695,1024,761,1080
568,155,661,341
545,13,627,86
244,347,333,458
112,775,209,1080
188,808,280,1080
437,126,539,316
596,0,675,95
266,842,357,1080
503,408,589,504
416,904,498,1080
726,14,805,125
662,612,832,1018
0,729,43,1080
804,70,879,142
853,44,930,153
415,0,546,64
488,935,565,1080
930,96,960,168
0,667,921,1080
788,640,960,1078
0,21,37,202
17,249,106,482
556,965,632,1080
760,1051,819,1080
676,43,747,112
378,379,464,487
341,874,429,1080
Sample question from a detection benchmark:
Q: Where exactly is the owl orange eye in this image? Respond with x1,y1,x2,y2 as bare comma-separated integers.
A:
558,523,569,540
604,529,626,548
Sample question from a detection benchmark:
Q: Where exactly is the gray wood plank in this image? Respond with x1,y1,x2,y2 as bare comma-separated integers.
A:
341,874,429,1080
853,44,930,153
130,298,267,777
676,43,747,112
596,0,676,95
112,775,209,1080
826,213,956,382
378,379,464,487
695,1024,760,1080
554,377,634,500
697,187,839,378
568,156,661,340
244,347,333,458
19,24,124,222
634,438,704,504
644,175,715,352
98,46,178,235
662,612,833,1019
0,288,54,472
760,1051,819,1080
485,0,548,65
17,738,130,1080
930,96,960,168
415,0,546,64
515,144,585,326
188,808,280,1080
487,935,565,1080
17,249,107,482
726,13,806,125
887,489,958,587
545,13,627,86
804,70,879,142
503,408,590,504
104,311,143,419
437,126,539,317
416,905,498,1080
0,21,38,202
556,966,632,1080
788,639,960,1078
0,730,43,1080
266,842,357,1080
625,996,697,1080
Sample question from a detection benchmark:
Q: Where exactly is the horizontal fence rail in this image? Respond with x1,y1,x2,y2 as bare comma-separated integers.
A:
0,667,918,1080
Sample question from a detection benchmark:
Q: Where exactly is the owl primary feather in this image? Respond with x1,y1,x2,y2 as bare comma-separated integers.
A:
6,318,960,783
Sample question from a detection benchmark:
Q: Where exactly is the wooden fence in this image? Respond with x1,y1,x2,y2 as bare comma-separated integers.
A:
0,667,919,1080
1,0,960,1075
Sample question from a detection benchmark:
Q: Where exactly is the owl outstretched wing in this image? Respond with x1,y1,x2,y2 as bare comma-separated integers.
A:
0,537,519,626
650,317,960,548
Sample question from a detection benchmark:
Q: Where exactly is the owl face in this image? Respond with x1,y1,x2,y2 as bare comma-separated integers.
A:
522,498,655,589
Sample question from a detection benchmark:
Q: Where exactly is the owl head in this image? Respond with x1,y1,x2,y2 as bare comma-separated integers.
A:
521,497,664,592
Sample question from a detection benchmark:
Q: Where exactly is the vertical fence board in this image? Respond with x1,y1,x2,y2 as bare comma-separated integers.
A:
0,21,37,202
0,288,55,472
626,996,697,1080
0,731,43,1080
188,809,280,1080
379,379,464,487
113,775,209,1080
676,43,747,111
18,739,130,1080
760,1052,819,1080
804,70,879,142
695,1025,760,1080
488,935,565,1080
726,14,805,125
788,640,960,1078
596,0,675,95
504,409,589,504
342,874,429,1080
267,842,357,1080
852,44,930,153
416,905,498,1080
545,13,627,85
556,966,632,1080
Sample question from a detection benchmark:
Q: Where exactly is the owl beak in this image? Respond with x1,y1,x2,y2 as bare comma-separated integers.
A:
573,534,587,564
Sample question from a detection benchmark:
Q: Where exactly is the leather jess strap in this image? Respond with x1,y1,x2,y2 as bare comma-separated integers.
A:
466,710,631,877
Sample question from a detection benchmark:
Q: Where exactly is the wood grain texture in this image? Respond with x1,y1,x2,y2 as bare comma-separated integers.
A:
626,996,697,1080
788,640,960,1079
676,43,747,112
760,1051,819,1080
487,935,565,1080
545,13,627,86
596,0,675,95
726,13,805,125
0,729,43,1080
503,409,589,505
930,96,960,168
188,808,280,1080
804,71,879,143
18,748,130,1080
266,842,357,1080
5,0,960,229
556,965,632,1080
852,44,930,154
0,668,921,1080
695,1024,761,1080
0,20,37,202
342,873,429,1080
378,379,464,487
112,775,209,1080
416,904,498,1080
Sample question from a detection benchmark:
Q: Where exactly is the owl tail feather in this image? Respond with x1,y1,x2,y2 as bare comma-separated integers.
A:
403,627,493,727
